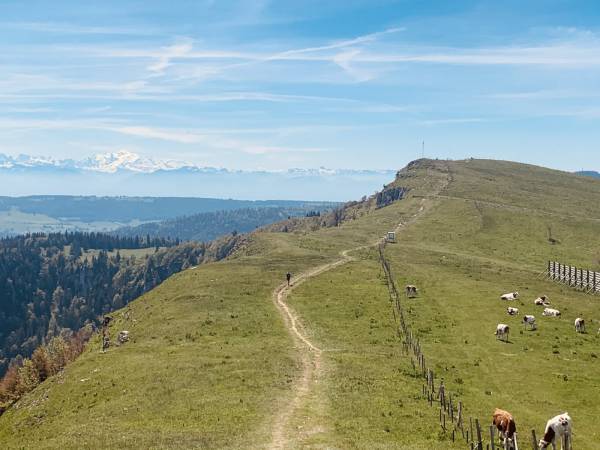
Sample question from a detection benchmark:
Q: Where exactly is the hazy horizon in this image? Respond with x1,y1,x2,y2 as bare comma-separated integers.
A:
1,1,600,175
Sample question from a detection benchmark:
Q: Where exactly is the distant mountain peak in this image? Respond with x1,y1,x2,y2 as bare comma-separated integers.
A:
0,151,190,173
0,152,395,176
78,150,188,173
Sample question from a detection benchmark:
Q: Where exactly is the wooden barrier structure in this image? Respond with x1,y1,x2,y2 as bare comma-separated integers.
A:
379,244,576,449
379,241,488,449
547,261,600,294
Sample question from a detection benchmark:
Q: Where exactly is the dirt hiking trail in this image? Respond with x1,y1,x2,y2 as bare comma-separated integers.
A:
267,185,447,449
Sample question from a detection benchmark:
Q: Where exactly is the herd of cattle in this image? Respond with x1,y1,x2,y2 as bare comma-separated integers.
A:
493,409,572,449
494,291,588,343
403,285,584,448
493,291,586,449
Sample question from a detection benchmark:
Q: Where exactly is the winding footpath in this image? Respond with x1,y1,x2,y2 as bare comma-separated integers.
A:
268,222,423,448
267,172,451,449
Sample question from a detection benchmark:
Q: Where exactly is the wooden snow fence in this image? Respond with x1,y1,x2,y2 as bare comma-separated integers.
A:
547,261,600,294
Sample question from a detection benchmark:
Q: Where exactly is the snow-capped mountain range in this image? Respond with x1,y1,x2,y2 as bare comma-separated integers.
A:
0,151,398,199
0,151,395,176
0,151,188,173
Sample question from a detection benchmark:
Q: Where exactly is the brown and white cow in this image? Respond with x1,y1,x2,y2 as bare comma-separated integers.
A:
492,408,516,448
538,413,572,449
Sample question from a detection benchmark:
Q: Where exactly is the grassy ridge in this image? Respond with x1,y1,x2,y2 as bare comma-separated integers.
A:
0,167,429,448
0,239,329,449
1,159,599,448
383,160,600,446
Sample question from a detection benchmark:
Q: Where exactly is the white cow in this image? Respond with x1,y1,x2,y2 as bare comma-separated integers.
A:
495,324,510,342
538,413,572,449
543,308,561,317
501,292,519,301
574,318,585,333
117,330,130,344
534,296,550,306
507,307,519,316
522,315,537,330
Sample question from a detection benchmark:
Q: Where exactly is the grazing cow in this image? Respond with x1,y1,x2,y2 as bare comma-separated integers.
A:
539,413,572,449
522,315,537,330
492,408,516,448
117,330,130,344
535,296,551,306
495,324,510,342
575,318,585,333
507,307,519,316
405,285,418,297
543,308,561,317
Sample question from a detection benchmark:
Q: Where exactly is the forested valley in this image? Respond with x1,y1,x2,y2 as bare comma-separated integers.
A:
0,231,243,377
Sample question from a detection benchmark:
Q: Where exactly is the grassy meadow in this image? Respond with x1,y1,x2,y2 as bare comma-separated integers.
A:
1,159,599,449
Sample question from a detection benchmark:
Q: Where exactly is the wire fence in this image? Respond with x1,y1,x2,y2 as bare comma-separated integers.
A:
378,244,573,449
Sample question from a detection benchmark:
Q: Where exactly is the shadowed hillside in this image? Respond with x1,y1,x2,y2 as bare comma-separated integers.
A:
1,159,599,449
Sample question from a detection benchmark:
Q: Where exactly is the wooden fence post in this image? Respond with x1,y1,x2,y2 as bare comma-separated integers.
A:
470,417,474,446
489,425,496,450
531,430,537,450
475,418,483,450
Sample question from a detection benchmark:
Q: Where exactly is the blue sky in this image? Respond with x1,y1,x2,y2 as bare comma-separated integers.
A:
1,0,600,171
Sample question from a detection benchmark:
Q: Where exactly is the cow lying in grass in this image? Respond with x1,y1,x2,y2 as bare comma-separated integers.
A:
575,318,585,333
539,413,572,449
501,292,519,301
492,408,516,449
543,308,561,317
535,295,550,306
495,324,510,342
507,307,519,316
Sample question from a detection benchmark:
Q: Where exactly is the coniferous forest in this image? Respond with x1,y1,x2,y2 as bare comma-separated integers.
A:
0,231,242,377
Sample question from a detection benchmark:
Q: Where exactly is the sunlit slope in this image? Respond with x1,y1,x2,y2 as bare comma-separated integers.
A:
384,159,600,446
0,162,441,449
2,159,599,449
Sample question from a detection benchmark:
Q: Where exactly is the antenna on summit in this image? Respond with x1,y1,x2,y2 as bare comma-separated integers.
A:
421,141,425,159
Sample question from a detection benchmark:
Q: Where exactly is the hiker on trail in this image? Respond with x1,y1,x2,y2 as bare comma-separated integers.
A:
286,272,292,286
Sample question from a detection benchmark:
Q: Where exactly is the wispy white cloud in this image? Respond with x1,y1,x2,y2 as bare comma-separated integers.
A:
109,125,326,154
0,118,327,155
267,27,405,60
147,39,195,75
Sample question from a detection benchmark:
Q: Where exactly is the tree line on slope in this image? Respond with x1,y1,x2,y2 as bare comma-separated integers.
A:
0,231,243,378
114,206,328,242
0,327,93,414
0,196,333,223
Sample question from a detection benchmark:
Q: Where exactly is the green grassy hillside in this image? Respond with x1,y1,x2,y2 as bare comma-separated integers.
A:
1,159,599,449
